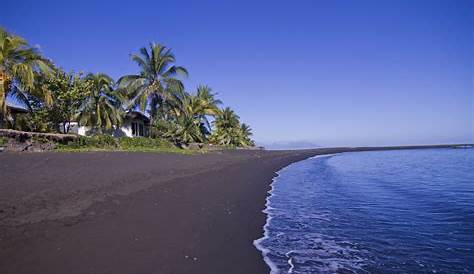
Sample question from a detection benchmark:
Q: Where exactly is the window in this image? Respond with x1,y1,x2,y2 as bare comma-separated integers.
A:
139,123,144,137
131,122,144,137
132,122,138,137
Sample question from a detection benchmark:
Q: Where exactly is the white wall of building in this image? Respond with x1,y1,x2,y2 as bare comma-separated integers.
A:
71,119,144,138
120,120,133,137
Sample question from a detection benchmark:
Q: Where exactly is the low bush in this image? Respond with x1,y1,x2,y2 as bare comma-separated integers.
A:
64,135,118,149
118,137,174,149
58,135,185,153
0,136,7,146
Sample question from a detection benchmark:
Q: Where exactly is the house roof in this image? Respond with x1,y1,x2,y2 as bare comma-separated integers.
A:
125,111,150,123
7,104,28,113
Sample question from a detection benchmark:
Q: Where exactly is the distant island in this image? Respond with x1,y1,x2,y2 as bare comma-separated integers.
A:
261,140,322,150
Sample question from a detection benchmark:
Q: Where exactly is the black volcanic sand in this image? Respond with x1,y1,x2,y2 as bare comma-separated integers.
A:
0,145,462,274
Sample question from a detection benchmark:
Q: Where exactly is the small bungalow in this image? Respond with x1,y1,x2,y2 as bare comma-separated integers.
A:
117,111,150,137
0,104,28,128
66,111,150,137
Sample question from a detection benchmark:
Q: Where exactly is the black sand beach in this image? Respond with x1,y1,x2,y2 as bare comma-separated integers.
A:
0,145,465,274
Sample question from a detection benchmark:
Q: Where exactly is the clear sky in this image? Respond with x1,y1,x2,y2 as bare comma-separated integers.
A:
2,0,473,147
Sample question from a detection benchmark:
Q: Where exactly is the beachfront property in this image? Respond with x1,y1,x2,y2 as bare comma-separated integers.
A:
64,111,150,137
1,25,255,148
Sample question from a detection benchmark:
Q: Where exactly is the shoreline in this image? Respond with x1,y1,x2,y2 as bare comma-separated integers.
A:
0,145,470,273
253,153,337,274
253,146,473,273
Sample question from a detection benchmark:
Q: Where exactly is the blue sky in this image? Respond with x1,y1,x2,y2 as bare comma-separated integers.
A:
3,0,472,147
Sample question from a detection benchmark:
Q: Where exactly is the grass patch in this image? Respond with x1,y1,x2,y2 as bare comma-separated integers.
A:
55,146,194,154
55,135,200,154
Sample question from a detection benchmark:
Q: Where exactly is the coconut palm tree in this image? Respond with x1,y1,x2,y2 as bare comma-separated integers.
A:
78,73,124,133
155,92,206,144
210,107,241,146
194,85,222,129
152,111,204,145
210,107,255,147
214,107,240,130
118,42,188,120
0,27,52,125
151,85,222,144
195,85,222,115
239,123,255,147
173,114,206,144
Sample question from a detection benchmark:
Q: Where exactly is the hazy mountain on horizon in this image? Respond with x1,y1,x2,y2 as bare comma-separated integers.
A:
259,141,321,150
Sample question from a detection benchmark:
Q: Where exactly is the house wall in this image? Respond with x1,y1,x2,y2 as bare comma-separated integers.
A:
59,122,84,134
77,126,88,136
119,118,148,137
68,117,147,138
118,119,133,137
75,120,134,137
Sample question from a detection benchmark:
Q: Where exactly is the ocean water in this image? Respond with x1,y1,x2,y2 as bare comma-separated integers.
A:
255,148,474,274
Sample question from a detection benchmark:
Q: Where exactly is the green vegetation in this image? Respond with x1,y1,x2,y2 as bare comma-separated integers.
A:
209,107,254,147
0,28,53,125
38,70,94,133
56,136,192,154
0,27,255,151
78,73,124,133
117,42,188,120
0,136,7,146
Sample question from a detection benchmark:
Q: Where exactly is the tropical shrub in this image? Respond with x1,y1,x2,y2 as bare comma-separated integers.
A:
0,136,7,146
41,71,93,133
60,135,175,151
118,137,173,149
65,135,118,149
14,109,52,132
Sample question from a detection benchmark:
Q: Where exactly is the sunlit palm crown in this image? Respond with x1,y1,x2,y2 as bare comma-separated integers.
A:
0,27,52,120
118,42,188,118
78,73,124,130
215,107,240,129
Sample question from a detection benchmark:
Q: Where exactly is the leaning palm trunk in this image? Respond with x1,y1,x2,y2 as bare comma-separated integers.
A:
0,72,13,126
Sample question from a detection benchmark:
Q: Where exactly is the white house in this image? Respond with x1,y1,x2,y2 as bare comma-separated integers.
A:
65,111,150,137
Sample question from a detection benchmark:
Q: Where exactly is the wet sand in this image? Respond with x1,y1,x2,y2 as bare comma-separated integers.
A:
0,145,464,273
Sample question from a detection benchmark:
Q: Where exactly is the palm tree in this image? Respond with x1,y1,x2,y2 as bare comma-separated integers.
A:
194,85,222,129
195,85,222,114
118,42,188,120
214,107,240,130
152,112,204,145
239,123,255,147
173,114,206,144
158,90,209,144
210,107,241,146
0,27,52,125
210,107,255,147
152,85,221,144
78,73,123,134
